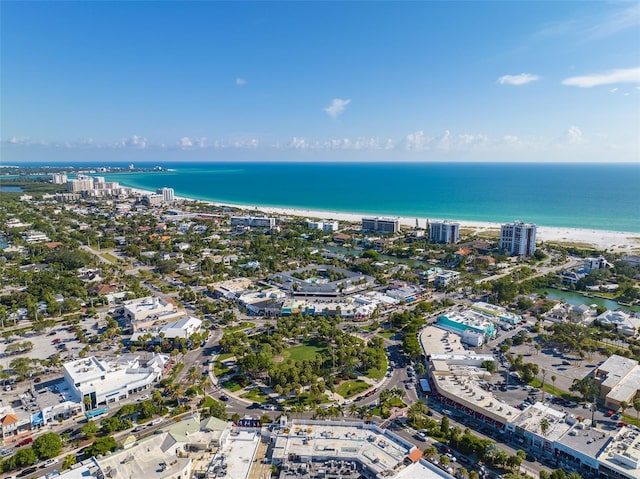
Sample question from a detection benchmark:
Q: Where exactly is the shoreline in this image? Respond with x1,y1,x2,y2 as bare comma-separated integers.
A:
127,187,640,253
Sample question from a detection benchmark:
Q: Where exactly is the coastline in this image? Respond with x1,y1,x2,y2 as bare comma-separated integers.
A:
128,187,640,253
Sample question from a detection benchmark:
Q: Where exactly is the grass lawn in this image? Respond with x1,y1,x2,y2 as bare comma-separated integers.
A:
622,413,640,428
221,379,243,392
281,338,327,362
214,362,233,377
378,331,395,340
241,388,269,403
387,397,406,408
365,356,388,380
223,321,256,333
101,252,120,263
335,379,370,398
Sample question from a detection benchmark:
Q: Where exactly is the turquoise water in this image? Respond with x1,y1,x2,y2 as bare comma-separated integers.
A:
95,162,639,232
11,162,636,232
537,288,640,313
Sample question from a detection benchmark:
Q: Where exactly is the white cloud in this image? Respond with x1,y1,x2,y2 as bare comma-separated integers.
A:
610,88,619,93
562,67,640,88
235,77,247,86
115,135,147,149
323,98,351,118
179,137,207,149
497,73,540,85
404,131,432,151
567,125,585,144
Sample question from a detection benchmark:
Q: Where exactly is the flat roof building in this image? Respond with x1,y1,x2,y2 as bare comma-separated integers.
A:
62,354,167,410
595,355,640,409
123,295,176,323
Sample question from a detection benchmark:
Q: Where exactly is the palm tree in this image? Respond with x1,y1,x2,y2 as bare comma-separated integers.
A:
551,375,557,395
540,418,550,436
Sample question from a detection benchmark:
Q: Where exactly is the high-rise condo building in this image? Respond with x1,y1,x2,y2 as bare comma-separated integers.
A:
500,221,537,256
157,187,175,203
361,217,400,233
429,220,460,244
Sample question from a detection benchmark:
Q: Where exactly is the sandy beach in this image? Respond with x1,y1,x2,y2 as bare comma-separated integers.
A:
130,187,640,253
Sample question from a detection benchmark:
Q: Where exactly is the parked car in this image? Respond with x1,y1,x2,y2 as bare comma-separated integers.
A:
41,458,58,468
17,438,33,447
18,466,37,477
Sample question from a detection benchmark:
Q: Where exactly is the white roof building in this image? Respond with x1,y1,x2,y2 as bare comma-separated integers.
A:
62,354,167,409
159,316,202,339
596,310,640,337
123,296,176,322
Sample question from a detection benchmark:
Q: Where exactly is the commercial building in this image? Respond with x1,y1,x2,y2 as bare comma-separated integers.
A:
594,355,640,409
271,419,449,479
499,221,537,256
270,265,375,297
123,296,176,323
436,310,496,342
62,354,167,410
596,310,640,337
583,256,611,272
596,425,640,479
434,270,460,289
470,302,521,325
362,216,400,234
429,221,460,244
158,316,203,339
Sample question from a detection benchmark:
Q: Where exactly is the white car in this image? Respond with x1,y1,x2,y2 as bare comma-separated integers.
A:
42,458,58,468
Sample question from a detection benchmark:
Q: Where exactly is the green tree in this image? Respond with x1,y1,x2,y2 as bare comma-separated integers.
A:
440,416,450,436
481,360,497,374
32,432,63,460
81,421,99,439
62,454,76,471
13,448,37,467
85,436,118,457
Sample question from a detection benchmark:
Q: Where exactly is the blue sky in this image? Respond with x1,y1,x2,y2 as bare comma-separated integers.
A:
2,1,639,162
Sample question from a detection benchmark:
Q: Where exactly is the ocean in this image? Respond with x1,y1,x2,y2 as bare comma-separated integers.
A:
16,162,640,232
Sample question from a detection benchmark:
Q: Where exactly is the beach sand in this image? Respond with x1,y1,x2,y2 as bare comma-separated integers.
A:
130,188,640,253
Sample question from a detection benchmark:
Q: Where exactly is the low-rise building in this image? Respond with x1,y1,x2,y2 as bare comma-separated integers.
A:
62,354,167,410
123,296,177,323
595,355,640,409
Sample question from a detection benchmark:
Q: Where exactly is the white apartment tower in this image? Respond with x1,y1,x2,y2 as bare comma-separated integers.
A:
51,173,68,184
429,220,460,244
157,187,175,203
500,221,537,256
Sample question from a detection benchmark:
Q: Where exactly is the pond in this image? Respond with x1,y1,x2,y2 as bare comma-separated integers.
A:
536,288,640,313
0,186,24,192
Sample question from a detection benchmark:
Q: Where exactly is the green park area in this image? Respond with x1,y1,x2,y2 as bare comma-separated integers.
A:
335,379,370,398
281,339,327,362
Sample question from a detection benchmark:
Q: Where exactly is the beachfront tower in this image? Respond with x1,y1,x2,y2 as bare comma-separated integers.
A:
361,217,400,234
429,220,460,244
500,221,537,256
157,187,175,203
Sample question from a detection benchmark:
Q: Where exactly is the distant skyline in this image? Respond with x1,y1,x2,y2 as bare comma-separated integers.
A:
2,1,639,163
